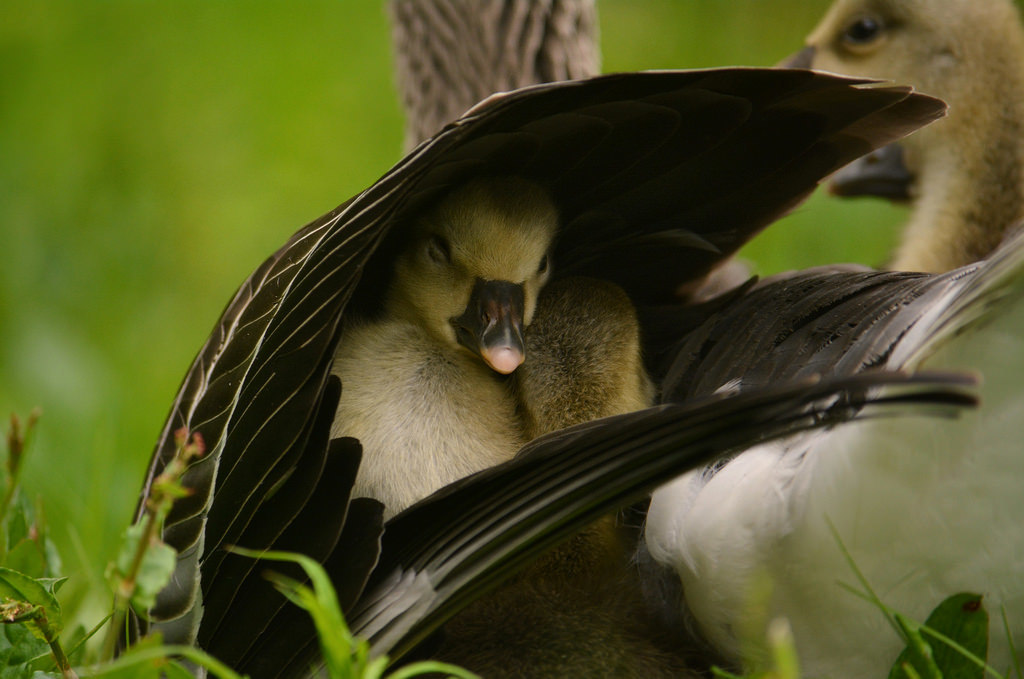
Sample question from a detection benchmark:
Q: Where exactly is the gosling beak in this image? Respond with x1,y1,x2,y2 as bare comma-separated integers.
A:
452,279,527,374
829,143,913,201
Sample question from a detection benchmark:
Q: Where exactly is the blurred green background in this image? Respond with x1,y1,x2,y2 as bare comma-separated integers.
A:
0,0,908,622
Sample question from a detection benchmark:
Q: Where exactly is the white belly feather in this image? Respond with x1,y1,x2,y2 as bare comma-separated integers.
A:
647,268,1024,677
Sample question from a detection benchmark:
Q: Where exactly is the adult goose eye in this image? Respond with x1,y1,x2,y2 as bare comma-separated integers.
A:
843,15,884,47
427,235,451,264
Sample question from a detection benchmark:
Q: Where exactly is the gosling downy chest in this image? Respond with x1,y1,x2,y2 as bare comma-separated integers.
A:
332,318,524,518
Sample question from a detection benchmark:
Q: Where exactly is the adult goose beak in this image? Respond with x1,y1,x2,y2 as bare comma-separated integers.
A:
779,45,815,69
453,278,527,374
829,143,913,200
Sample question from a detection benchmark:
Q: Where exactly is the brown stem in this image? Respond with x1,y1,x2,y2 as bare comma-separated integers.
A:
48,635,78,679
100,508,159,662
101,431,202,661
31,611,78,679
0,410,39,540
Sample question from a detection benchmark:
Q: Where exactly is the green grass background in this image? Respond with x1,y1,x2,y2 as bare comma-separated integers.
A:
0,0,908,623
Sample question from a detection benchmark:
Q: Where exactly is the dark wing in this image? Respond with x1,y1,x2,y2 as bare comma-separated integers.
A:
658,266,934,399
134,69,945,655
202,370,975,677
545,69,945,304
350,371,975,662
660,229,1024,402
192,370,977,677
355,68,947,308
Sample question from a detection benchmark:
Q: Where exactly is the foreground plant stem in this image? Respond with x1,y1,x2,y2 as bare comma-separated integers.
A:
101,428,204,661
0,602,77,679
41,612,78,679
0,410,40,537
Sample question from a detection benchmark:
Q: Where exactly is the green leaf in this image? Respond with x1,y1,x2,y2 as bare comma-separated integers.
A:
230,547,356,678
110,524,176,612
3,544,44,583
129,539,175,613
0,622,50,679
261,570,355,678
889,613,942,679
765,618,801,679
710,670,745,679
88,635,164,679
35,581,64,598
385,661,481,679
160,661,196,679
89,639,243,679
4,500,30,554
0,568,61,642
230,547,483,679
3,497,62,582
889,593,990,679
921,593,989,679
898,663,924,679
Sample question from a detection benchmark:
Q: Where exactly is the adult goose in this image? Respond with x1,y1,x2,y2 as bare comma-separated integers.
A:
388,0,600,152
129,69,946,676
644,226,1024,678
636,6,1024,674
785,0,1024,271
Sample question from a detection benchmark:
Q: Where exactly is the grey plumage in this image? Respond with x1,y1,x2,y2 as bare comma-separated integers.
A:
389,0,600,151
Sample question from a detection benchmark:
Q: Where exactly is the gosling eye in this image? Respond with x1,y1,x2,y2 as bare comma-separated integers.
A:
426,235,451,264
537,254,550,276
842,15,884,48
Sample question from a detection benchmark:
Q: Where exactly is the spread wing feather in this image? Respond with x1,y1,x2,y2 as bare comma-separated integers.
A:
350,371,975,661
660,229,1024,401
210,371,975,677
132,69,947,666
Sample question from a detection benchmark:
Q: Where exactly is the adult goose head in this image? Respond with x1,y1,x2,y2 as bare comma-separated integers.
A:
786,0,1024,271
129,69,946,674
